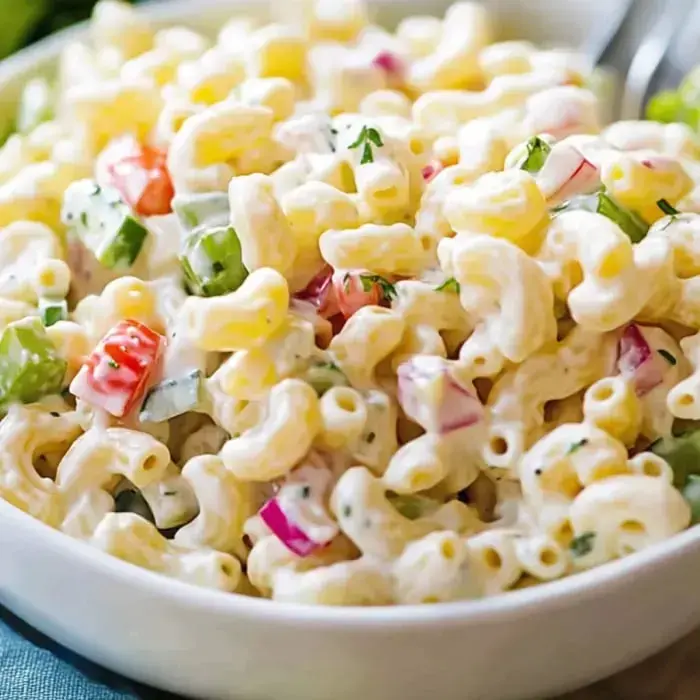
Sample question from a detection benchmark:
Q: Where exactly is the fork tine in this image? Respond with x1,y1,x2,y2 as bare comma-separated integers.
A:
620,0,697,120
582,0,636,67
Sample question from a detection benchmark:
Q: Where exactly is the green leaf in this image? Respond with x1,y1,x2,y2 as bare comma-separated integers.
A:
657,199,680,217
360,142,374,165
570,531,596,557
520,136,551,174
348,125,368,150
366,127,383,148
435,278,460,293
658,349,677,366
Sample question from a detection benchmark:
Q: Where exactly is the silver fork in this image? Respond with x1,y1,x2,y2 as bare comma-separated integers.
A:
584,0,700,120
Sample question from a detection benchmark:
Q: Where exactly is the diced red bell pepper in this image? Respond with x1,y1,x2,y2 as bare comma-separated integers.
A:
102,136,175,217
70,320,164,417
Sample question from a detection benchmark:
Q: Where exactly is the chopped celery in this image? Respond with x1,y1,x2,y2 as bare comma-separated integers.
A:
0,317,66,410
140,370,204,423
39,298,67,327
388,493,440,520
62,179,148,270
683,475,700,524
303,361,349,397
553,190,649,243
180,225,248,297
519,136,552,174
114,488,155,523
172,192,230,233
650,430,700,488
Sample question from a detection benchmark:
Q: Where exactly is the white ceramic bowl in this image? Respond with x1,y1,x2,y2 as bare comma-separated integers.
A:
0,2,698,699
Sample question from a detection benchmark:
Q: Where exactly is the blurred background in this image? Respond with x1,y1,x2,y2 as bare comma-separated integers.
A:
0,0,134,59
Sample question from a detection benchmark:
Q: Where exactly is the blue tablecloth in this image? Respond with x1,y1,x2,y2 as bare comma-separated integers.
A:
0,606,181,699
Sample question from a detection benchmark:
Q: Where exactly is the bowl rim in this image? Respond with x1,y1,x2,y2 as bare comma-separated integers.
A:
2,0,700,627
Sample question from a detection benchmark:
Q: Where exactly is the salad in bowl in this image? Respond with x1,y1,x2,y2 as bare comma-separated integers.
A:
0,0,699,612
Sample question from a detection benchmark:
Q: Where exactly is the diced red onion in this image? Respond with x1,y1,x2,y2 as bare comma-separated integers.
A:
259,498,326,557
422,160,443,183
372,51,405,79
617,323,664,396
293,265,340,319
536,143,600,205
397,356,485,434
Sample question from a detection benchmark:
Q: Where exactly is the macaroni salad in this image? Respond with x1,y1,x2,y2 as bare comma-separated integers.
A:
2,0,700,606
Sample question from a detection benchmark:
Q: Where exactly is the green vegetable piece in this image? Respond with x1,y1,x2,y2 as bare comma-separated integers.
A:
61,179,148,270
434,278,460,293
140,370,204,423
570,531,596,557
180,225,249,297
519,136,552,173
650,430,700,488
18,77,53,134
567,438,589,455
0,317,66,410
388,494,440,521
658,349,677,366
646,90,684,124
554,190,649,243
114,489,155,524
172,192,230,233
303,362,349,397
657,198,680,217
682,475,700,524
39,298,67,327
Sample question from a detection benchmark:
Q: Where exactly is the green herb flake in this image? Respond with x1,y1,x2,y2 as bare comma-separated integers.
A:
342,504,352,518
657,199,680,217
658,349,677,366
366,431,376,444
570,531,596,557
300,485,311,499
567,438,589,455
435,278,460,293
107,359,120,369
349,125,384,165
359,273,396,301
79,211,88,227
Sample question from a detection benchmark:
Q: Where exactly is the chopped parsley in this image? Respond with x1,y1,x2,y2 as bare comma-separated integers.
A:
569,531,596,557
657,198,680,217
79,211,88,227
658,349,677,366
348,125,384,164
107,359,120,369
50,411,60,418
162,490,177,497
300,485,311,499
342,504,352,518
359,273,396,301
567,438,589,455
434,277,460,293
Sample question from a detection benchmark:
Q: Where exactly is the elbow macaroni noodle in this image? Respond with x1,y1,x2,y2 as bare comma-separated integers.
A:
0,0,697,605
